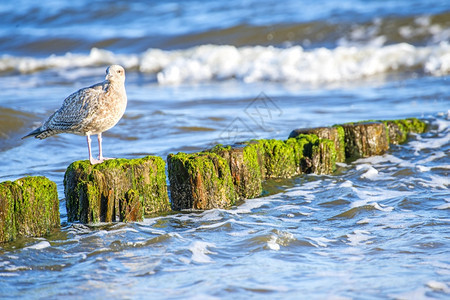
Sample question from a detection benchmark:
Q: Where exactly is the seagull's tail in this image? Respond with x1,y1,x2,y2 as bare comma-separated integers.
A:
22,127,43,139
22,127,54,140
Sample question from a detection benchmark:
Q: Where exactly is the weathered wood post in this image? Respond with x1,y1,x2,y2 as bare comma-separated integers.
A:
64,156,170,223
0,176,60,242
167,152,238,210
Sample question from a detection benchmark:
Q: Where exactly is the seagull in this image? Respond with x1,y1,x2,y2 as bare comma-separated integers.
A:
23,65,127,165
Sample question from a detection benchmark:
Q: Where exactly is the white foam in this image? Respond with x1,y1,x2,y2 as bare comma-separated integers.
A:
267,235,280,251
339,180,353,188
2,42,450,85
416,165,431,172
262,231,296,251
227,228,256,237
356,218,370,225
0,272,19,277
426,280,449,292
351,187,410,208
346,230,373,246
188,241,217,263
110,227,139,235
276,204,313,216
305,236,335,248
418,175,450,190
284,188,316,201
189,219,232,232
356,164,379,180
233,195,281,214
435,203,450,210
26,240,51,250
0,48,138,74
371,202,394,212
150,42,450,84
434,117,450,132
284,180,322,201
356,154,408,166
409,135,450,152
199,209,225,222
388,287,428,300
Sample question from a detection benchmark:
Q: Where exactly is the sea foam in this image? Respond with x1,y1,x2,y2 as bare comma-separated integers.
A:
1,42,450,85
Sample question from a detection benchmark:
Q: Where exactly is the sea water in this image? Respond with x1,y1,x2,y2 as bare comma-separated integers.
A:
0,0,449,298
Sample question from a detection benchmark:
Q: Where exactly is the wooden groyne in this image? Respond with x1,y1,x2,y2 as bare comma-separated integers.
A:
0,176,59,242
168,118,427,210
0,118,428,240
64,156,170,223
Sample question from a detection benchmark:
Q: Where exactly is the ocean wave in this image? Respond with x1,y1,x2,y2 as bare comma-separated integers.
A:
171,13,450,49
2,4,449,55
1,42,449,85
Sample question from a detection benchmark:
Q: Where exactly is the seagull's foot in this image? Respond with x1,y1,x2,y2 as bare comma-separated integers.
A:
99,156,115,161
89,157,103,165
88,156,115,165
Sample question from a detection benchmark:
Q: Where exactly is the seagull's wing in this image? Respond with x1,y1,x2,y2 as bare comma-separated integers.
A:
44,82,106,132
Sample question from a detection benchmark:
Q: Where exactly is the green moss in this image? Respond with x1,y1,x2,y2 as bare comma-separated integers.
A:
65,156,170,223
312,138,337,174
333,125,346,162
344,118,427,146
285,136,307,174
0,181,18,242
64,117,427,222
1,177,59,243
242,141,266,179
15,176,59,237
256,139,297,178
285,134,315,174
381,120,405,144
380,118,427,145
146,156,170,214
85,182,101,223
167,152,238,210
186,152,237,206
287,134,336,174
404,118,427,133
209,143,263,199
242,145,263,197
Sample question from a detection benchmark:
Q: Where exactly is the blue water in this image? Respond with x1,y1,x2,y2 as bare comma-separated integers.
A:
0,0,449,299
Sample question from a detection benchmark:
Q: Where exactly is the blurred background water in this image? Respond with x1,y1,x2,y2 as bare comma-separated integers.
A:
0,0,449,299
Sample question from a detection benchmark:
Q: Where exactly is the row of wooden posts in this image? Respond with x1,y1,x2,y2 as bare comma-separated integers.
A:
0,118,427,242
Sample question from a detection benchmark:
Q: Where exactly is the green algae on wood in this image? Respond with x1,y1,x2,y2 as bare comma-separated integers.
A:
0,176,59,243
382,118,428,145
209,144,263,199
0,182,18,242
255,139,298,178
167,152,238,210
15,176,60,237
310,137,337,174
289,126,346,163
64,156,170,223
286,134,337,175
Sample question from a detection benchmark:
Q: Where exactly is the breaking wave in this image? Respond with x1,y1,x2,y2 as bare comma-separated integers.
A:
1,42,449,85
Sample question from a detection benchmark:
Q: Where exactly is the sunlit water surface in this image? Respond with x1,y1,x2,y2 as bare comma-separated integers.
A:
0,0,449,298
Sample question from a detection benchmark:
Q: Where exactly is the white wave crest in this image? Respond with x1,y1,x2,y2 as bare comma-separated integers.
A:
1,42,450,84
0,48,139,74
188,241,217,264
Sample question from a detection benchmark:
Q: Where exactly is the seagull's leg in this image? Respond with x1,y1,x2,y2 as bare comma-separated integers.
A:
97,132,114,161
87,134,101,165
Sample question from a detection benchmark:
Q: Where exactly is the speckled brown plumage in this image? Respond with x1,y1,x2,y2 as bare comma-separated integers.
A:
23,65,127,164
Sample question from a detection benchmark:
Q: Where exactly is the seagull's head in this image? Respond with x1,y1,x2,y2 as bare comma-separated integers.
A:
106,65,126,83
